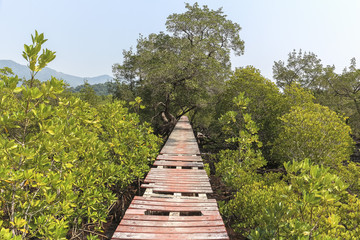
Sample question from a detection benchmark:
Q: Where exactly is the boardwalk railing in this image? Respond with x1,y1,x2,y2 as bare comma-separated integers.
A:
111,116,229,240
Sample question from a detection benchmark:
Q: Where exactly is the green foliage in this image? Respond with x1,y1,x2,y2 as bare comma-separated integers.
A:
79,80,100,105
97,99,161,191
216,92,266,191
166,3,244,56
327,58,360,136
215,66,285,163
112,3,244,133
273,50,360,138
272,103,354,167
247,159,358,240
22,30,56,79
107,80,134,103
0,31,161,239
215,93,360,239
220,157,360,239
70,82,111,96
282,83,315,107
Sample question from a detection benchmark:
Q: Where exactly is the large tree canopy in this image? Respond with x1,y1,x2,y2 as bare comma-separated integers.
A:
273,50,360,137
112,3,244,133
328,58,360,133
273,49,325,90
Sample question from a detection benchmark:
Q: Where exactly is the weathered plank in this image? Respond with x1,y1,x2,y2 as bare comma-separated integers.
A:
131,200,215,207
156,155,202,161
112,232,229,240
116,226,227,233
122,214,222,221
133,196,217,203
118,220,225,228
153,160,204,167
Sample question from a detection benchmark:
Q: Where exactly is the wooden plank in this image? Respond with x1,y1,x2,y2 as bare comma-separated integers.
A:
141,185,212,191
145,178,209,182
112,232,229,240
144,180,210,185
145,175,209,179
141,182,211,188
142,187,213,194
146,172,208,177
128,204,217,212
146,171,208,175
148,168,207,173
147,172,208,177
156,155,202,161
133,196,217,203
143,181,211,186
160,148,200,155
124,209,222,217
147,175,208,180
116,226,227,234
131,199,215,207
144,178,209,182
154,161,204,167
145,177,209,181
146,188,213,193
145,174,209,179
122,214,222,221
118,220,225,227
147,172,206,176
146,172,208,176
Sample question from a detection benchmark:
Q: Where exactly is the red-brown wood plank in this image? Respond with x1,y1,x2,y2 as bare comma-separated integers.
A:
146,173,208,177
147,169,208,175
132,199,215,207
144,179,210,185
142,183,211,188
129,204,217,211
159,119,200,155
117,226,227,233
124,208,222,216
112,232,229,240
144,185,212,189
148,168,207,172
145,177,209,182
160,146,201,155
133,196,217,203
122,214,222,221
156,155,202,161
117,220,225,228
145,174,208,179
153,160,204,167
146,172,208,177
144,187,212,193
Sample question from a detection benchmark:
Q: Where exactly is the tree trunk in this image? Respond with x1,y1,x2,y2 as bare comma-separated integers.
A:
159,93,177,135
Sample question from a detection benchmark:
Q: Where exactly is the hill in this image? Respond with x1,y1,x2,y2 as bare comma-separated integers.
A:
0,60,112,87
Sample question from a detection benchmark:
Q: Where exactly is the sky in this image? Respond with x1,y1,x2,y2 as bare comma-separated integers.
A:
0,0,359,80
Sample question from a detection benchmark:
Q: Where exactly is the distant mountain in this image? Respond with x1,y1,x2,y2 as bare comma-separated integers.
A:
0,60,112,87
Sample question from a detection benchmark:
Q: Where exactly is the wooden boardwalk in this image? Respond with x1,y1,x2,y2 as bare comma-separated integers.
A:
111,116,229,240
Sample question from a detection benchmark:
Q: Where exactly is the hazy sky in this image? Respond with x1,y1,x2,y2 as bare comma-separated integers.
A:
0,0,359,80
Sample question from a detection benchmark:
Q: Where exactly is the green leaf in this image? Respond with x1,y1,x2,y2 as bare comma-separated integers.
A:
13,87,22,93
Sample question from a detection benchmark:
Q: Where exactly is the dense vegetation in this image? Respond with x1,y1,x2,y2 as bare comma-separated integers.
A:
111,3,360,239
1,3,359,239
69,82,110,96
111,3,244,135
0,31,161,239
